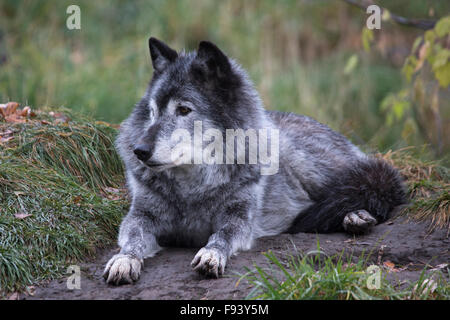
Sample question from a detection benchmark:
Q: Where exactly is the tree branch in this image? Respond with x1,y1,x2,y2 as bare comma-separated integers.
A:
342,0,437,30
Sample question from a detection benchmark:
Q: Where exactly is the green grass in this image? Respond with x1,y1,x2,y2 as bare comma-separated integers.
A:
0,109,126,295
379,148,450,233
238,244,449,300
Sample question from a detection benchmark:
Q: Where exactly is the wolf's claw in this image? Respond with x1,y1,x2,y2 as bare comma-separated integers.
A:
191,247,227,278
343,210,377,234
103,254,143,285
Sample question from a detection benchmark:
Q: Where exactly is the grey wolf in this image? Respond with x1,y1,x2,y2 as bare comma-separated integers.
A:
103,38,406,284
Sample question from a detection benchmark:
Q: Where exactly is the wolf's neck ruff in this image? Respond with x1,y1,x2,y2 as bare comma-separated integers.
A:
166,120,280,175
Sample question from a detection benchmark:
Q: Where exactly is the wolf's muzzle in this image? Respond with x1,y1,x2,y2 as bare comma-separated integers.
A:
133,144,153,162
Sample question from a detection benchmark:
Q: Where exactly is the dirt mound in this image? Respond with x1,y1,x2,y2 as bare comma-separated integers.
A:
25,217,449,300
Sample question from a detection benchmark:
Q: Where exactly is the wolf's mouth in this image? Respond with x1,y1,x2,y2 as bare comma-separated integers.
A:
136,158,165,168
142,161,177,171
145,162,168,169
139,153,187,171
146,162,164,167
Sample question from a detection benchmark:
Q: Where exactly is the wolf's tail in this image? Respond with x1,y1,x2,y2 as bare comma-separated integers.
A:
287,158,407,234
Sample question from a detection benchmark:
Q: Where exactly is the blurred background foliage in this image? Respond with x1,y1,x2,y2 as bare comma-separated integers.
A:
0,0,449,161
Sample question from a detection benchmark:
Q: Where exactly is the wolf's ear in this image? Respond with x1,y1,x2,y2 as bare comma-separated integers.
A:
193,41,233,83
148,37,178,73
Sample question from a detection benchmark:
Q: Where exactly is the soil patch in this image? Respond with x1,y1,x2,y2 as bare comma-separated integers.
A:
25,217,449,300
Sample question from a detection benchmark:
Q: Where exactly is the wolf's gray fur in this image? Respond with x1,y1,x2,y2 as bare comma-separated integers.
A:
103,38,406,285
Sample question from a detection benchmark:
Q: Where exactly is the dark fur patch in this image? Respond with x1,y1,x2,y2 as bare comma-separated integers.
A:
149,37,178,73
287,158,407,233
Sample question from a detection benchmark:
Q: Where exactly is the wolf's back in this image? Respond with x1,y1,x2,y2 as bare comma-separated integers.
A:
287,157,407,233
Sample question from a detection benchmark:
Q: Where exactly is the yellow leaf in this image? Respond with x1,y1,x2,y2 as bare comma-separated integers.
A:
362,28,374,52
344,54,359,75
383,260,398,272
382,9,391,21
434,61,450,88
57,132,73,138
435,16,450,37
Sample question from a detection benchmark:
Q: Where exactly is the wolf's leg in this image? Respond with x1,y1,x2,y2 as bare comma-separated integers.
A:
191,202,253,278
103,212,161,285
342,210,377,234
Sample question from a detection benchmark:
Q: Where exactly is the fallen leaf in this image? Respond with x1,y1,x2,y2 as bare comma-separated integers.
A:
57,132,73,137
0,136,14,144
102,187,124,200
105,187,120,193
0,102,19,118
0,102,35,123
414,41,430,72
50,112,70,124
0,129,15,145
6,115,27,123
383,261,395,268
383,260,400,272
54,118,69,124
95,121,111,127
8,292,19,300
20,106,31,117
0,129,14,136
15,212,32,219
72,195,82,205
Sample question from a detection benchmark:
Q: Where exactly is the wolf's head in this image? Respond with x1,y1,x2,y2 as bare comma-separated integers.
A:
118,38,267,173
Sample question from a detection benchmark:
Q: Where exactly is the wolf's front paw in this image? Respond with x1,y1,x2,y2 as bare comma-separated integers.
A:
191,247,227,278
343,210,377,234
103,254,143,285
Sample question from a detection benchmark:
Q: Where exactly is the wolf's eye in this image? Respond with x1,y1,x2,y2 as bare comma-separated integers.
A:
177,106,192,116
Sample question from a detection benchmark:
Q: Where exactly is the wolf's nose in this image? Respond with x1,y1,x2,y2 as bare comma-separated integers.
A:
133,144,152,162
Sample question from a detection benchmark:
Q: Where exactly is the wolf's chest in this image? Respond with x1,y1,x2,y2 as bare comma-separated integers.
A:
156,209,214,247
